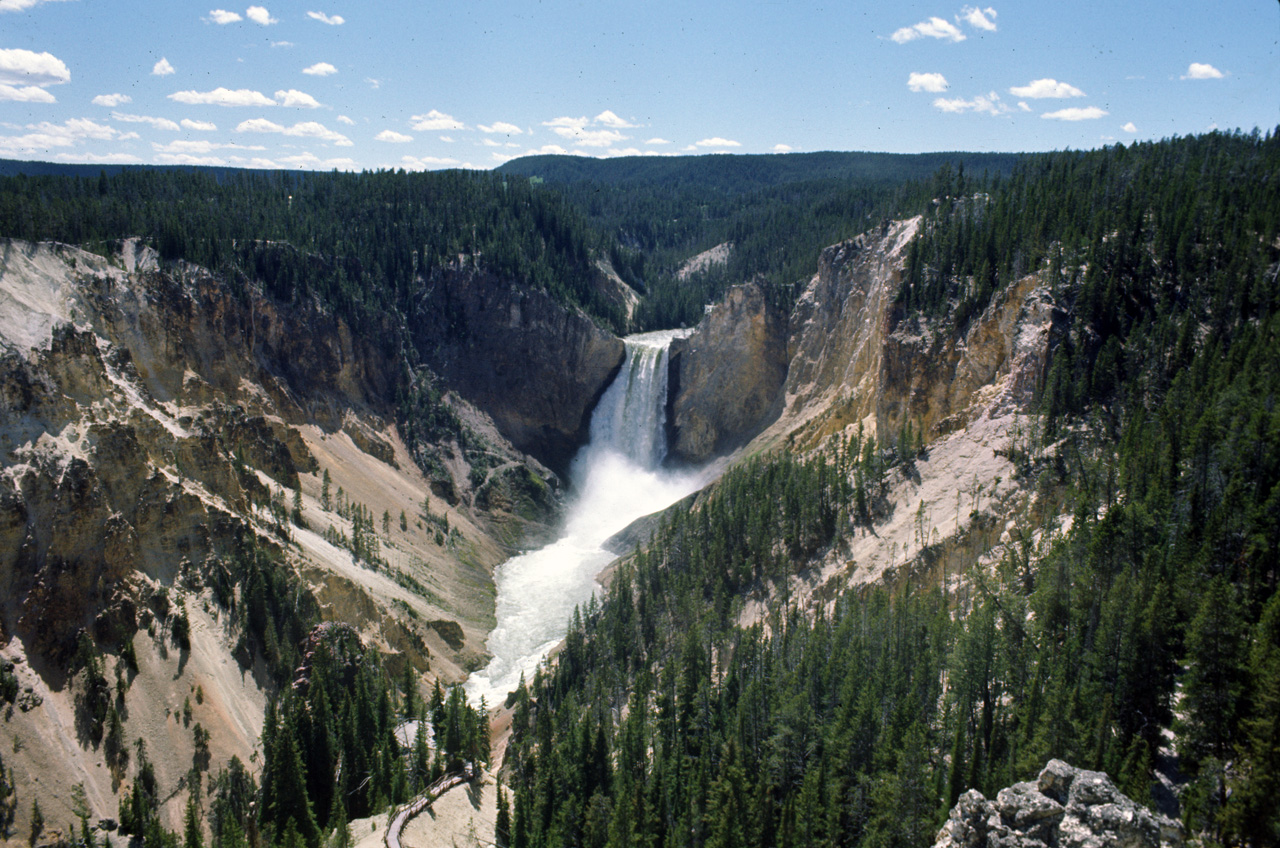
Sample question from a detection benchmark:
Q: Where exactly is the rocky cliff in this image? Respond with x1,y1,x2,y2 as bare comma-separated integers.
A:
666,282,788,464
411,265,625,475
0,238,605,834
934,760,1182,848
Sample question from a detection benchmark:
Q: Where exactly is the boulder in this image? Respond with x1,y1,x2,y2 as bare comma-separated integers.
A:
933,760,1181,848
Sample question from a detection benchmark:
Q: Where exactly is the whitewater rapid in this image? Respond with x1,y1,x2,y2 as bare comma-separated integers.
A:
465,330,705,706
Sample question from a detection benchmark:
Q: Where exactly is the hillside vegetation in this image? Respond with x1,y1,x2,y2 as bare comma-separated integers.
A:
504,130,1280,848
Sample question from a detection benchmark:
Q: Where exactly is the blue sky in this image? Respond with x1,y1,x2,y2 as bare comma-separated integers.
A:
1,0,1276,170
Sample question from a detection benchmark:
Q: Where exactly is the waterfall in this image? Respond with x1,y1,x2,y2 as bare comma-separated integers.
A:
465,330,702,706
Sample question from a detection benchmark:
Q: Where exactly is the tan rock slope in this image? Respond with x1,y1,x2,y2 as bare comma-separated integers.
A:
0,238,572,837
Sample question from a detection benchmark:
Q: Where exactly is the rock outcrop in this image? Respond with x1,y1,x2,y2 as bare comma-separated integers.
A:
934,760,1182,848
666,282,789,464
411,266,625,475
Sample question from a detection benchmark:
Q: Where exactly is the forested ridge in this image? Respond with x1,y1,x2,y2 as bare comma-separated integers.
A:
504,130,1280,848
2,130,1279,848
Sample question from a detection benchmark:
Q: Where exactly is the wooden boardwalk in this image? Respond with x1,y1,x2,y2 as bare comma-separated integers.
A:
383,765,475,848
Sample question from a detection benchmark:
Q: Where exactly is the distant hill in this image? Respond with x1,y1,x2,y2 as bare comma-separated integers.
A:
0,158,284,180
496,150,1025,193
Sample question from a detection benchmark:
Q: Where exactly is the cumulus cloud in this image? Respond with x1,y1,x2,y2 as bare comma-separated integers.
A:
933,91,1012,115
0,117,122,154
959,6,997,31
411,110,465,131
595,110,638,128
1182,62,1224,80
112,111,181,131
170,87,276,107
307,10,344,25
275,88,321,108
0,48,70,87
0,84,54,102
400,155,463,171
182,119,217,131
153,57,175,76
276,152,357,169
206,9,242,24
645,137,671,145
1041,106,1108,121
375,129,412,142
246,6,276,25
152,139,264,155
271,41,293,48
92,93,131,107
542,115,629,148
892,16,965,44
303,62,337,76
773,144,793,153
908,72,949,93
52,152,143,164
1122,121,1137,133
479,121,522,135
1009,78,1084,98
694,137,742,148
235,117,353,145
0,0,75,11
336,114,355,125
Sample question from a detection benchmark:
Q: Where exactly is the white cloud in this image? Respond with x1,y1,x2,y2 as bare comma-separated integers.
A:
1122,121,1137,133
933,91,1012,115
170,87,276,107
207,9,242,24
307,10,344,25
773,143,793,152
1182,62,1224,80
908,72,949,93
0,117,122,154
181,118,217,131
1017,101,1031,112
0,0,75,11
0,84,54,102
480,138,501,147
152,139,264,155
112,111,181,131
275,88,321,108
479,121,522,135
0,48,70,87
276,152,357,169
645,137,671,145
235,118,353,145
521,144,570,157
411,110,465,131
52,152,143,164
400,155,463,171
152,57,175,76
156,153,229,166
375,129,412,143
271,41,293,48
365,77,381,89
1009,78,1084,98
595,109,638,128
336,114,355,125
303,62,337,76
1041,106,1109,121
959,6,997,31
892,16,965,43
245,5,276,25
438,135,455,143
92,93,131,107
695,137,742,148
542,115,628,148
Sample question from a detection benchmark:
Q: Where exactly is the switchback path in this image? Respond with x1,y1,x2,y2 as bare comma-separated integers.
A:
384,765,475,848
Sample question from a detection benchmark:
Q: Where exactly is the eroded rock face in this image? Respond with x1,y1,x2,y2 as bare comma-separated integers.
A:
934,760,1182,848
411,267,625,474
667,282,789,464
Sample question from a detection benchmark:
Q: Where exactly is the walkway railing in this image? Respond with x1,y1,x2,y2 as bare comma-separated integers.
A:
383,764,475,848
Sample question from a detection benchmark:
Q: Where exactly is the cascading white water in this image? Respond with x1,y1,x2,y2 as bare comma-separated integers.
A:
465,330,703,706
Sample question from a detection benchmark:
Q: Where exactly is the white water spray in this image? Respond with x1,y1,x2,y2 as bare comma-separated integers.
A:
465,330,704,706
